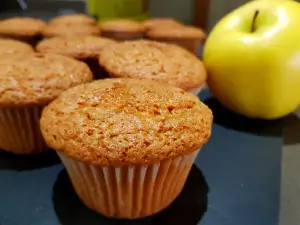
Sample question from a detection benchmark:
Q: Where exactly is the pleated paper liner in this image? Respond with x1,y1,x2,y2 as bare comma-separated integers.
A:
58,149,200,219
188,83,207,96
0,106,47,154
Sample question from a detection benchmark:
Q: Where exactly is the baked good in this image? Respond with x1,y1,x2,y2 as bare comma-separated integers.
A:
36,36,116,59
146,25,206,54
0,53,92,154
36,36,116,78
0,17,46,44
48,14,96,25
142,18,183,30
99,19,145,40
40,78,213,218
0,39,34,56
99,40,207,94
42,24,100,38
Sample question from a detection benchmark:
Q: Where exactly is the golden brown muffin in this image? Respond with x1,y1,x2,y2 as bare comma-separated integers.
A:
36,36,116,78
146,25,206,54
0,17,46,37
99,19,145,40
142,18,183,30
36,36,116,59
41,78,213,218
42,24,101,38
0,39,34,56
0,17,46,44
0,53,92,154
48,14,96,25
99,40,207,92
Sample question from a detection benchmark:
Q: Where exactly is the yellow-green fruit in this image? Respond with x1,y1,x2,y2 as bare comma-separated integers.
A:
203,0,300,119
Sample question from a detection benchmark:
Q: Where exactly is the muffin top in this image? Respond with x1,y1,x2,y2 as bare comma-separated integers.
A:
99,40,207,90
0,17,46,37
42,24,101,38
0,53,92,107
41,78,213,166
0,39,34,56
48,14,96,26
100,19,145,33
147,25,206,41
142,18,183,30
36,36,116,59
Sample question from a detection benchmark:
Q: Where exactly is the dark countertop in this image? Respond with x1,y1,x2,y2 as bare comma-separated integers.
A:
0,89,293,225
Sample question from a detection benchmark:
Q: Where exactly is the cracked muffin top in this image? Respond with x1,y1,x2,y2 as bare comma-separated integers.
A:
0,17,46,37
42,24,101,38
41,78,213,166
100,19,145,33
48,14,96,26
147,25,207,41
142,18,183,30
36,36,116,59
98,40,207,90
0,39,34,56
0,53,92,107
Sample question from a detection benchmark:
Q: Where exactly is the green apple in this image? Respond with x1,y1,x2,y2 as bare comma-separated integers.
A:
203,0,300,119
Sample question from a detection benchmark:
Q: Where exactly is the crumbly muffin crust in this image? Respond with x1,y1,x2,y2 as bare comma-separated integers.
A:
41,78,213,166
100,19,145,33
36,36,116,59
48,14,96,25
0,39,34,56
0,17,46,37
142,18,183,30
147,26,206,41
42,24,101,38
99,40,207,90
0,53,92,107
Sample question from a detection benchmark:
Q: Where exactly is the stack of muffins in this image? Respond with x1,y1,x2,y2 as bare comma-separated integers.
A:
0,14,213,220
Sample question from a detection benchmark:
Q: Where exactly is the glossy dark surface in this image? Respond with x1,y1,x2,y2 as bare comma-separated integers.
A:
0,89,282,225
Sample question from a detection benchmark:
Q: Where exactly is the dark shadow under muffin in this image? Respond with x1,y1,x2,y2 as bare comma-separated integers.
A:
36,35,116,79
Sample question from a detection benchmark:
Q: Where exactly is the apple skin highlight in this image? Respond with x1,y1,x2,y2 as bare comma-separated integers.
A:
203,0,300,119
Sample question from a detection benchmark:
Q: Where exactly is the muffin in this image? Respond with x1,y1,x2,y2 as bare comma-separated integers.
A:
0,53,92,154
40,78,213,219
142,18,183,30
48,14,96,26
42,24,101,38
0,17,46,45
99,19,145,41
99,40,207,95
36,36,116,78
146,25,206,55
0,38,34,56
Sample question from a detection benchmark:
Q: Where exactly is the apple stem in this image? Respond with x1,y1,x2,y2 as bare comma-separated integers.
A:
251,10,259,32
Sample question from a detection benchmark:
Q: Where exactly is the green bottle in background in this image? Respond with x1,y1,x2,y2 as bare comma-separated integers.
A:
87,0,149,22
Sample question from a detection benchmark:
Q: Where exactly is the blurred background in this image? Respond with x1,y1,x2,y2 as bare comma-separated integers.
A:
0,0,247,31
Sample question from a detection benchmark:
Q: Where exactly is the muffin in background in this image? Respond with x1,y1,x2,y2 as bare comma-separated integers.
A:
40,78,213,219
99,19,145,41
0,38,34,56
99,40,207,95
146,25,206,55
48,14,96,26
0,17,46,45
36,36,117,78
42,24,101,38
0,53,92,154
142,18,183,30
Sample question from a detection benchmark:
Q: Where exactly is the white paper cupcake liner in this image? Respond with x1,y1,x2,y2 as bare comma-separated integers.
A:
0,106,47,154
58,149,200,219
188,83,207,95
